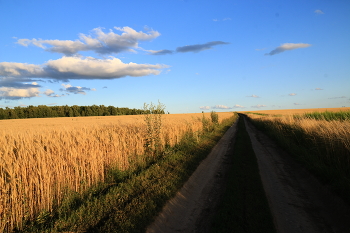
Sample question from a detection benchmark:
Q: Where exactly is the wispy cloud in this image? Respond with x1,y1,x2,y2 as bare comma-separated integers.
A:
233,104,245,108
17,27,160,56
255,48,267,51
212,105,232,109
150,41,230,55
60,84,96,95
176,41,229,53
265,43,311,56
328,96,346,99
294,103,302,105
315,88,323,90
149,49,174,55
213,18,231,22
314,9,324,14
200,105,233,110
289,93,297,96
247,94,260,98
251,104,266,108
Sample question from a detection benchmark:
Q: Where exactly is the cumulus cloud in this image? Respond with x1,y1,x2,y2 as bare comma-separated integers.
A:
149,49,174,55
212,105,232,109
17,27,160,56
200,106,210,110
176,41,229,53
60,84,96,95
315,9,324,14
0,56,168,81
247,94,259,98
289,93,297,96
233,104,245,108
0,82,40,100
265,43,311,56
43,89,64,97
251,104,267,108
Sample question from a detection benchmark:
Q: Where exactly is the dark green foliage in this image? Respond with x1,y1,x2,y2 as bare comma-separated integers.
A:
0,105,148,120
210,111,219,124
211,116,276,233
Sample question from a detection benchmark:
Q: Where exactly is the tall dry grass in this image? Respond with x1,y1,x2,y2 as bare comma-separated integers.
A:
246,112,350,203
0,112,233,232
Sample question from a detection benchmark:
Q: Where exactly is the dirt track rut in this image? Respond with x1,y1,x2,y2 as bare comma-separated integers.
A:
147,116,350,232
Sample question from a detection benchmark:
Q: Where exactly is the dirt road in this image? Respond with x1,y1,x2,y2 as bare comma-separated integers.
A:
147,116,350,232
146,120,239,233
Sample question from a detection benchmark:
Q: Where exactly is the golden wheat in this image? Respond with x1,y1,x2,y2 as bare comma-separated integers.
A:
0,112,233,232
246,113,350,160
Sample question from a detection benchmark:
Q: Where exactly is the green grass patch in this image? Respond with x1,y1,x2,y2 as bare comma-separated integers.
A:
18,115,238,233
210,116,276,233
294,110,350,121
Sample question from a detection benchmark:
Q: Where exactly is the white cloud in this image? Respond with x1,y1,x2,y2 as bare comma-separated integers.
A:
200,106,210,110
43,89,54,96
251,104,267,108
17,27,161,56
265,43,311,56
212,105,232,109
44,89,64,97
294,103,302,105
315,9,324,14
289,93,297,96
0,56,168,80
247,94,259,98
233,104,245,108
0,85,40,100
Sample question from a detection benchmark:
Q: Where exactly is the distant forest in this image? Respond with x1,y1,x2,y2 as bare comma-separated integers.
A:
0,105,163,120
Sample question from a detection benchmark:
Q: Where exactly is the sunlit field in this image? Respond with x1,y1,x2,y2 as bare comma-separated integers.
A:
0,112,233,232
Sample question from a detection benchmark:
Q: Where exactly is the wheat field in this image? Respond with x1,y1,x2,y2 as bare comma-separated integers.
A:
0,112,233,232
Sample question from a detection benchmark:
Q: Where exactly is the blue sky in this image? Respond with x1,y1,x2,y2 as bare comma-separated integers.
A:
1,0,349,113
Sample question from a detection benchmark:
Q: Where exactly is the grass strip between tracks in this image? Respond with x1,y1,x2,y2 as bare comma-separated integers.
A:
210,115,276,233
19,115,237,233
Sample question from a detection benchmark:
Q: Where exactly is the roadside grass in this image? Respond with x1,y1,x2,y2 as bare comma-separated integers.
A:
210,115,276,233
245,113,350,206
18,114,237,233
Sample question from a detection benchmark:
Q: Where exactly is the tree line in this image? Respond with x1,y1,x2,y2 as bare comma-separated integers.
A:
0,105,165,120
